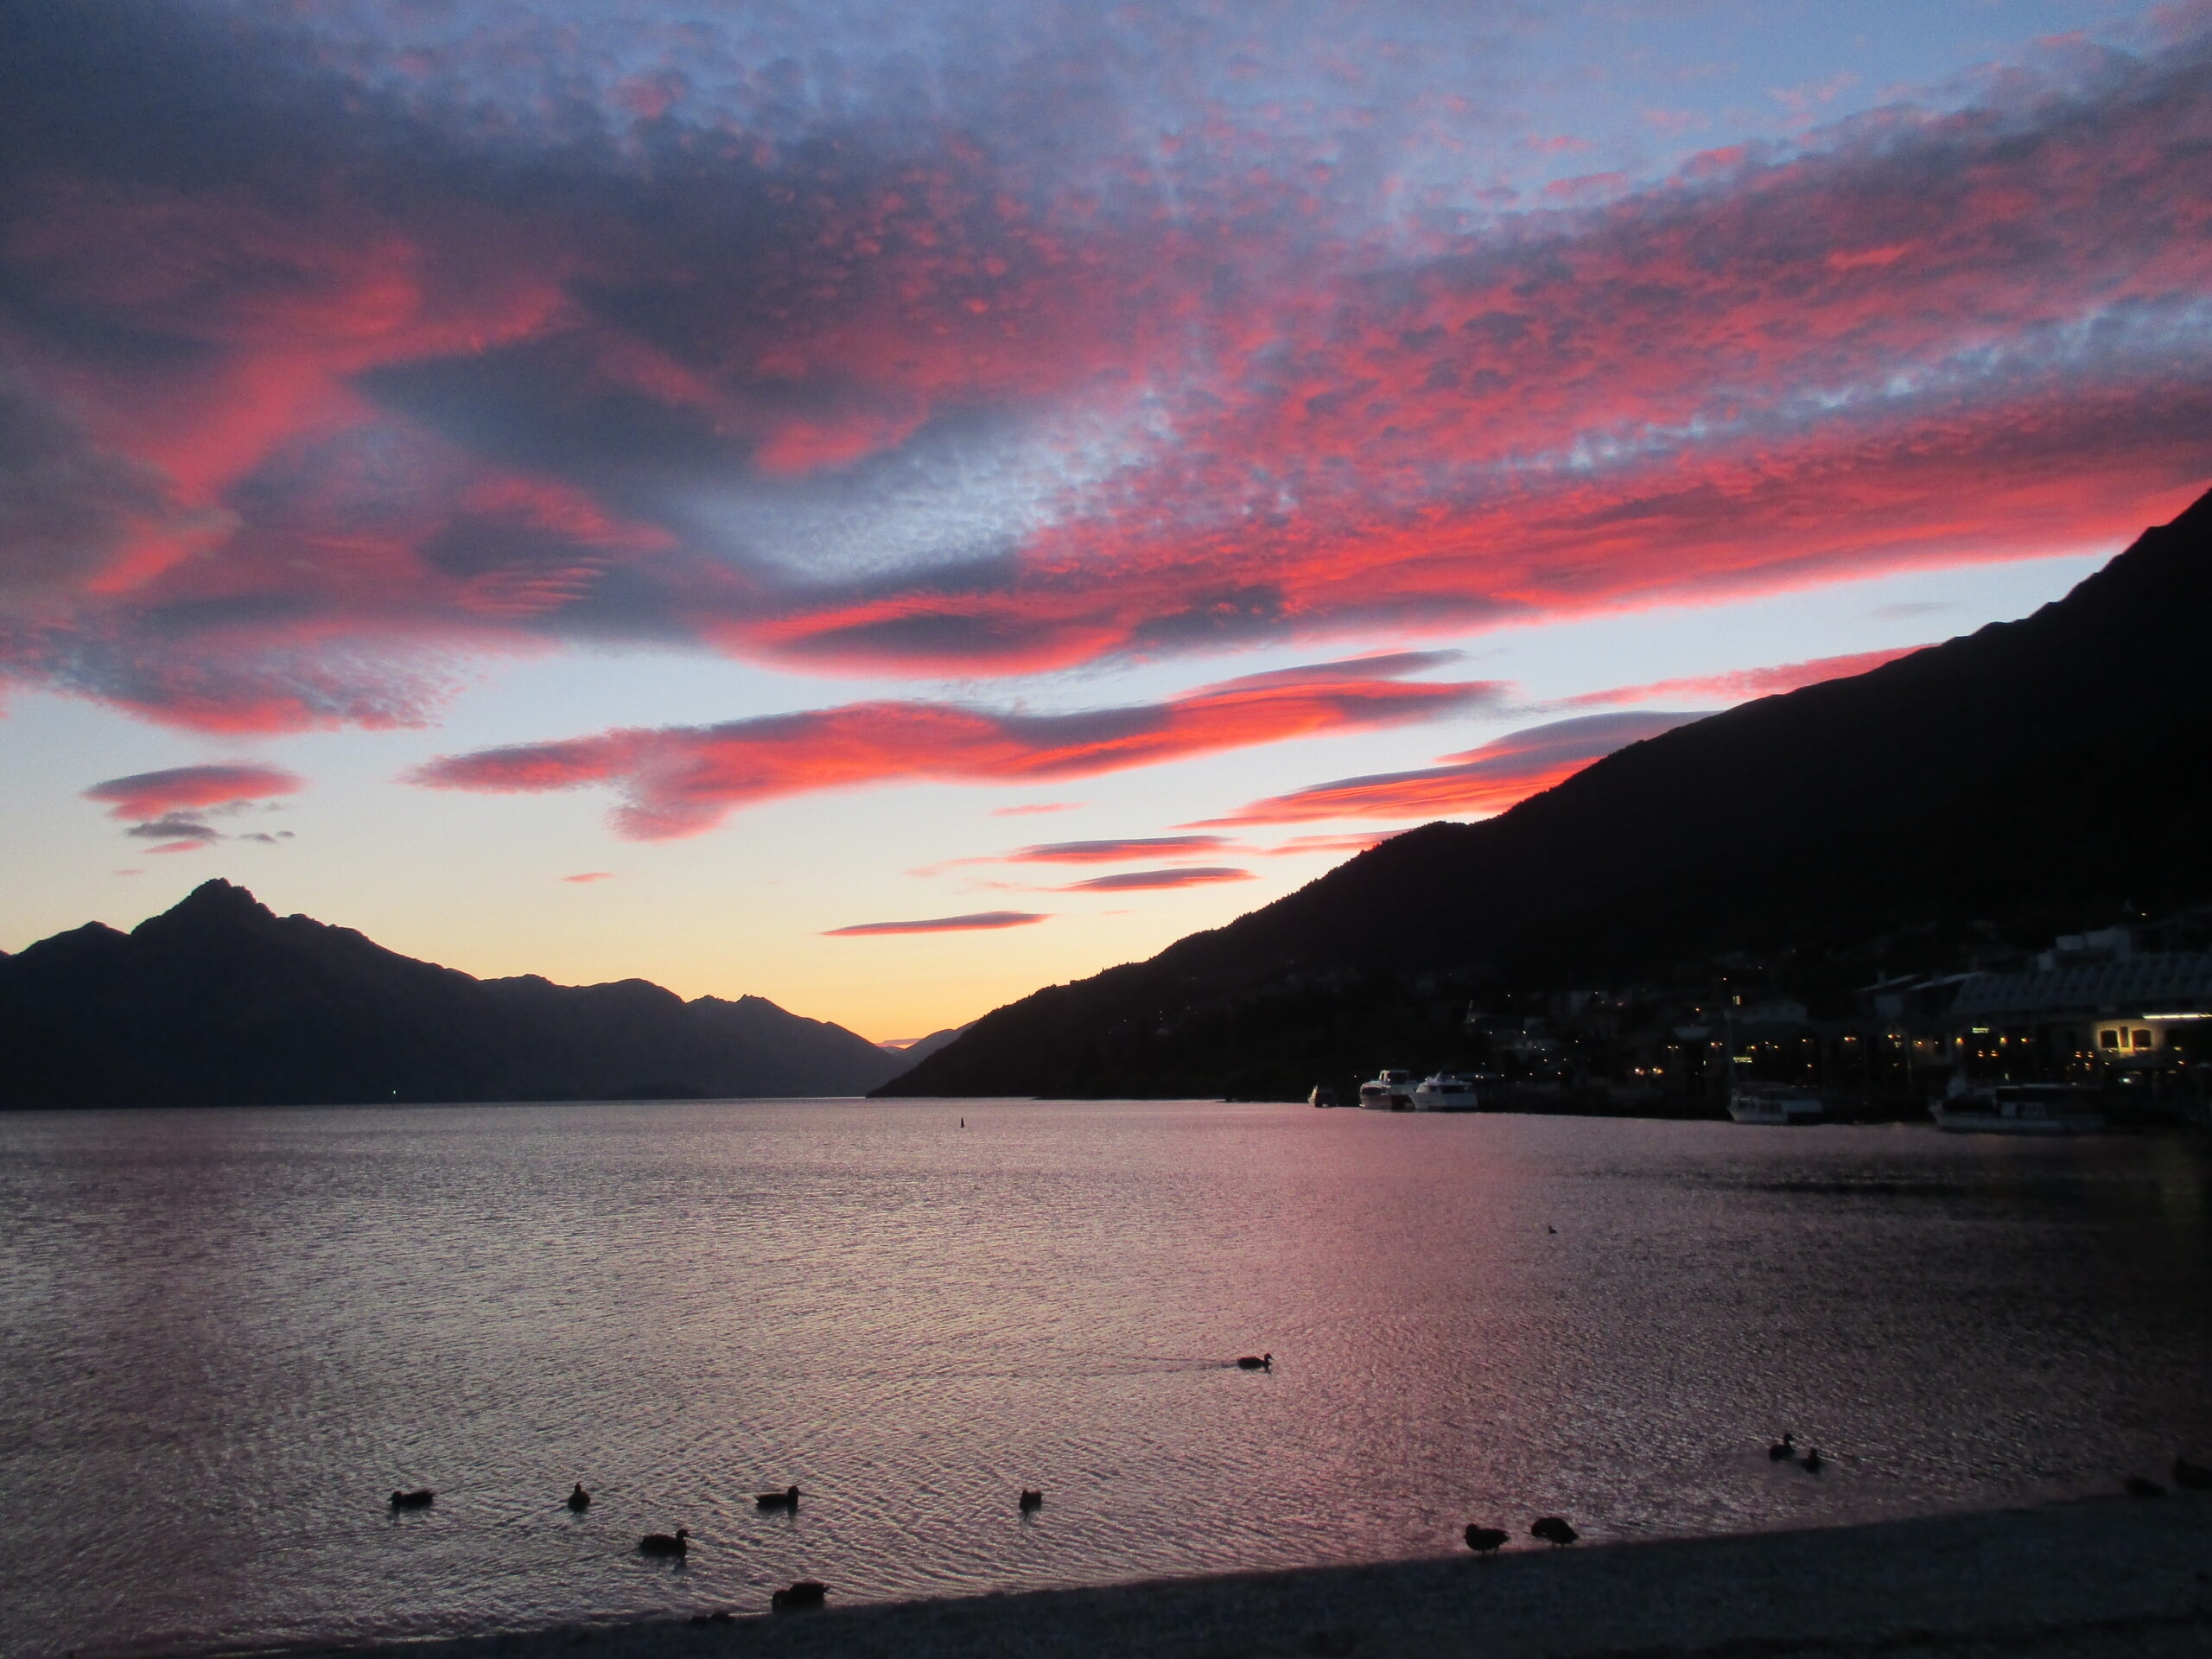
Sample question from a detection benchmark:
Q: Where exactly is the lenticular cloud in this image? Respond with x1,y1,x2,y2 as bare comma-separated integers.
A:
409,658,1501,838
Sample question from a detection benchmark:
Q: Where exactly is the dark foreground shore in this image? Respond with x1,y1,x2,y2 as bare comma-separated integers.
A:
272,1494,2212,1659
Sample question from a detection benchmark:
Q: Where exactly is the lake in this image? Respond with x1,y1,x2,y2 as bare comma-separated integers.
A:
2,1100,2207,1658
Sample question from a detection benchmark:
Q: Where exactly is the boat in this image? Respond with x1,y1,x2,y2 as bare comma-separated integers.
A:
1358,1069,1415,1110
1931,1083,2106,1135
1411,1072,1482,1111
1726,1083,1826,1125
1308,1085,1341,1108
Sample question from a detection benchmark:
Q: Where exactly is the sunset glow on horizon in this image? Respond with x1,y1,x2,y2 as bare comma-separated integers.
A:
3,0,2207,1039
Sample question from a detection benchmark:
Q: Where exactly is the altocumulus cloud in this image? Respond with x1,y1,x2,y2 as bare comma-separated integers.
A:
825,912,1048,937
0,4,2205,728
409,658,1500,838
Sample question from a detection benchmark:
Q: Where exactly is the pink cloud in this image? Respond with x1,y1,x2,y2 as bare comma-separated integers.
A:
989,801,1085,817
999,835,1237,864
83,763,304,820
0,8,2208,730
409,658,1501,838
824,911,1048,936
1197,712,1706,825
1560,645,1925,708
561,871,614,883
1058,866,1255,892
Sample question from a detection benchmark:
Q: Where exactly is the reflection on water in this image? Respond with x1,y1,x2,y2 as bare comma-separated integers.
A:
0,1101,2206,1658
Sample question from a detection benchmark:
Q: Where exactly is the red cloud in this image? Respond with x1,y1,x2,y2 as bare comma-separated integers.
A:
1560,646,1923,708
1198,712,1706,825
1059,866,1254,892
2,8,2209,729
1000,836,1237,864
83,764,305,819
825,911,1048,936
409,658,1500,838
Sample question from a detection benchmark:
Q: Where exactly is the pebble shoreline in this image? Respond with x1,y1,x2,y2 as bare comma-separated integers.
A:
246,1494,2212,1659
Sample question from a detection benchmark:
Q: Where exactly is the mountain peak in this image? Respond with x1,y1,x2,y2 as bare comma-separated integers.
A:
138,879,278,936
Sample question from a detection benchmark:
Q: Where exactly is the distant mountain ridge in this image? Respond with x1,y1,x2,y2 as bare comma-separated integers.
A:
0,881,909,1107
879,486,2212,1100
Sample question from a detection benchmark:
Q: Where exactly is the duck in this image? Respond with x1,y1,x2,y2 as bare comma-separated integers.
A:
1530,1516,1578,1548
755,1484,802,1510
1019,1489,1044,1512
1802,1447,1826,1474
1236,1353,1273,1371
567,1484,591,1512
638,1528,690,1556
771,1580,828,1611
2124,1475,2167,1498
1768,1433,1797,1462
389,1489,435,1510
2173,1457,2212,1491
1463,1525,1510,1554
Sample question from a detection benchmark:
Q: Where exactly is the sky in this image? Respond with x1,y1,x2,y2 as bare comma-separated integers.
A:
2,0,2208,1042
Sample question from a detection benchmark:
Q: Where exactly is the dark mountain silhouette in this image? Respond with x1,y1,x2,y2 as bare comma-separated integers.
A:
1,881,908,1107
880,486,2212,1100
878,1025,970,1064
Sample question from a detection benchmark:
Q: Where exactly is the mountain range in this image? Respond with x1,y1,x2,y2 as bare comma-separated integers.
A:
0,880,910,1108
879,486,2212,1100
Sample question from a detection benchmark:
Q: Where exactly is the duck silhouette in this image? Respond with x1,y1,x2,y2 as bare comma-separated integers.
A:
639,1528,689,1556
1802,1447,1826,1474
389,1489,435,1510
1769,1433,1797,1462
755,1484,801,1510
1019,1489,1044,1512
567,1484,590,1512
1530,1516,1579,1548
1236,1353,1273,1370
1464,1525,1510,1554
771,1580,828,1611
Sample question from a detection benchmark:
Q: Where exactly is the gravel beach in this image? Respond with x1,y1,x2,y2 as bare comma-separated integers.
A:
267,1493,2212,1659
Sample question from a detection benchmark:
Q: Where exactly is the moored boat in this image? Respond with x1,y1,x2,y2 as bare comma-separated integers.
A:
1358,1069,1415,1110
1411,1072,1481,1111
1931,1083,2106,1135
1726,1083,1826,1125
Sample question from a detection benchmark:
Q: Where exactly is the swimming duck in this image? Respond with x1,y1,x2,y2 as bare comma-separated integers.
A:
1768,1433,1797,1462
1530,1516,1578,1548
771,1580,828,1611
639,1528,690,1556
1464,1525,1509,1554
755,1484,801,1510
1236,1353,1273,1371
567,1484,591,1512
1019,1489,1044,1512
1802,1447,1826,1474
389,1489,435,1510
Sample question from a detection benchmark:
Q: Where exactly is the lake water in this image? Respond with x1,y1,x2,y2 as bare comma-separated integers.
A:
3,1100,2208,1658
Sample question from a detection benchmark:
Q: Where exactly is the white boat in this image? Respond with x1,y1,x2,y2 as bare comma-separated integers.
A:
1727,1084,1826,1125
1931,1083,2106,1135
1358,1069,1415,1110
1411,1072,1482,1111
